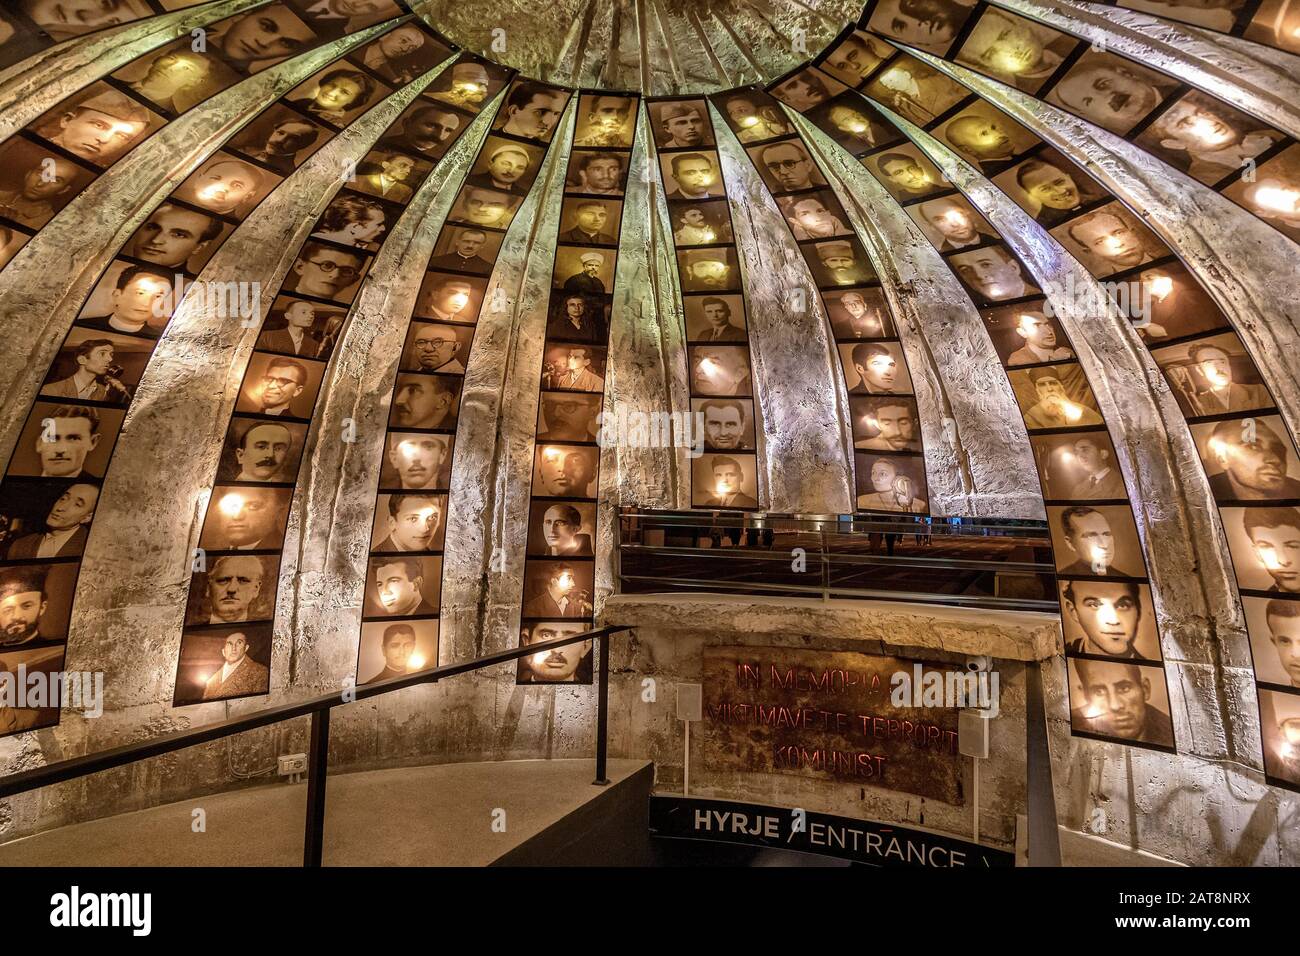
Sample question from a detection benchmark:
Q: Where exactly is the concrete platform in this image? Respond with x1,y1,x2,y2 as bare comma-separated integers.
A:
0,758,654,867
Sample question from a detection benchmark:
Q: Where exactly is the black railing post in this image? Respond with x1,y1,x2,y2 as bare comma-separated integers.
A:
594,631,610,786
1025,661,1061,866
303,708,330,867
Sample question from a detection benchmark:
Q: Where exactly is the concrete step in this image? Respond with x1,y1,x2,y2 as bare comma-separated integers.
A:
0,758,655,866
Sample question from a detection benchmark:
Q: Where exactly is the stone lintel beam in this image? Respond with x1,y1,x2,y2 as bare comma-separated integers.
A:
600,592,1063,662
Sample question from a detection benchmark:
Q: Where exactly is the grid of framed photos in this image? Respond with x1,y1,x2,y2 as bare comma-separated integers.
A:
855,1,1300,245
0,19,454,736
712,84,930,517
646,95,765,511
838,13,1300,766
352,75,577,688
776,50,1176,751
0,2,429,275
0,1,213,74
167,34,476,708
514,91,639,687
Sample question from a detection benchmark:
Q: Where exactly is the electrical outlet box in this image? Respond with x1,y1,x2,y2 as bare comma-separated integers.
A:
278,753,308,777
677,683,702,722
958,710,990,759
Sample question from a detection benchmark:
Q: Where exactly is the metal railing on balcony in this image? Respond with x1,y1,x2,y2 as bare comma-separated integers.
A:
616,510,1057,612
0,626,630,866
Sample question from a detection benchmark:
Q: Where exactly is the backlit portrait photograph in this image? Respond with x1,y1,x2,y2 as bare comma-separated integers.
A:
1031,430,1129,501
172,623,273,705
692,453,760,509
854,452,928,514
1067,657,1175,748
516,621,593,684
1048,504,1146,579
527,501,596,556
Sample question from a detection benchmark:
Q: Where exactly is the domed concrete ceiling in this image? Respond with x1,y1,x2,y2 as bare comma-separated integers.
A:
419,0,864,91
0,0,1299,866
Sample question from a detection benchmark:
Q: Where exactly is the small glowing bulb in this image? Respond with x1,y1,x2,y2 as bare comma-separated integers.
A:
1145,274,1173,300
1059,450,1075,464
942,209,969,228
1061,401,1083,423
408,653,427,670
1284,719,1300,745
1259,545,1282,571
847,120,867,134
450,292,469,309
1103,235,1127,254
699,357,718,374
1201,363,1230,388
557,570,575,588
740,115,759,128
545,446,563,461
218,492,245,517
1083,702,1105,720
417,506,437,521
1254,184,1300,214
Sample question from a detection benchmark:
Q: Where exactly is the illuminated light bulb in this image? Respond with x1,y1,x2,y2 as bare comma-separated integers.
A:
987,285,1004,298
1207,437,1227,458
1282,741,1294,759
1059,450,1075,464
1103,235,1127,254
408,653,427,670
1259,545,1282,571
450,292,469,310
198,183,228,203
990,50,1028,74
1253,184,1300,214
846,119,868,134
740,115,759,128
943,209,968,227
1145,274,1173,300
1284,719,1300,745
699,357,719,374
1184,115,1226,145
1083,702,1105,720
700,229,716,242
1061,401,1083,424
218,492,246,517
1090,545,1108,564
417,506,437,521
1201,363,1230,388
455,81,485,93
864,415,879,429
544,446,564,462
557,570,575,589
530,650,551,666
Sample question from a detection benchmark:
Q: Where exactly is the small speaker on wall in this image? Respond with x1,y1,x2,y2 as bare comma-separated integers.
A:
677,683,702,722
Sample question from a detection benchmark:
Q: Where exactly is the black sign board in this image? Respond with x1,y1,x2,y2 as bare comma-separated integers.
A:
649,795,1014,868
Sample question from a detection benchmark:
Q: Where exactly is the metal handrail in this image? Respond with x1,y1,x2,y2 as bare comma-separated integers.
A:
617,573,1058,612
620,542,1053,576
0,625,631,865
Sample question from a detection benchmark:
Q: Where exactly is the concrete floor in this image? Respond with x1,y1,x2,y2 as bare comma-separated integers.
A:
0,758,651,866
